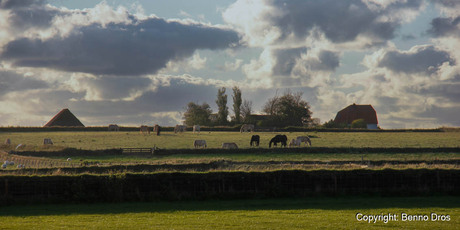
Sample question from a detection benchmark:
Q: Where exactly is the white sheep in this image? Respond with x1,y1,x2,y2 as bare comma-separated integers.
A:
1,164,6,169
9,161,14,166
67,158,72,161
4,160,9,165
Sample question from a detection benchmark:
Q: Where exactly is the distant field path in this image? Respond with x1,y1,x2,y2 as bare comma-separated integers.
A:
0,150,77,169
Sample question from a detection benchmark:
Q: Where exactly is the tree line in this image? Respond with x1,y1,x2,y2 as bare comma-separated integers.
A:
183,87,314,127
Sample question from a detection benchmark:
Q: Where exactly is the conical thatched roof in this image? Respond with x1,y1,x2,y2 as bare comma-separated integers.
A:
44,108,85,127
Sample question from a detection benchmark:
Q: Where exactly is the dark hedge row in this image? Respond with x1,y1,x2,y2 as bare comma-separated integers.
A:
11,147,460,157
151,147,460,155
3,160,459,175
1,169,459,204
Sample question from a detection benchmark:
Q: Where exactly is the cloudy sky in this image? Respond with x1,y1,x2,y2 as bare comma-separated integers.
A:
0,0,459,128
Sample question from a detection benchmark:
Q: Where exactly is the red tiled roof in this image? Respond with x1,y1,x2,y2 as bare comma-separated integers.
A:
44,109,85,127
333,104,378,125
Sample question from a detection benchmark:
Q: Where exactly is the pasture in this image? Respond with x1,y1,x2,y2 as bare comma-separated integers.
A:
0,196,458,229
0,131,459,229
1,131,460,151
1,131,459,171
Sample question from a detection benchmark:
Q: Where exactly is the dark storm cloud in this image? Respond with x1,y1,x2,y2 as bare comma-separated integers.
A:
0,0,44,9
411,83,460,103
10,75,220,125
430,0,460,7
266,0,421,44
313,50,340,71
0,70,48,97
428,16,460,37
72,77,219,117
378,46,454,74
0,0,62,30
1,16,241,76
272,48,339,76
374,95,402,114
78,76,152,99
272,47,306,76
416,105,460,126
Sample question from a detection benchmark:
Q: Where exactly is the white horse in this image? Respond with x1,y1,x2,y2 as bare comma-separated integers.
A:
140,125,150,135
295,136,311,146
193,125,200,133
43,138,53,145
222,142,238,149
175,125,187,133
108,124,119,131
289,139,298,147
240,124,254,133
194,140,207,148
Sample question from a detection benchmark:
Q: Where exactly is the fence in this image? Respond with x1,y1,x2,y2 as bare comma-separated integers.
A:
121,148,154,154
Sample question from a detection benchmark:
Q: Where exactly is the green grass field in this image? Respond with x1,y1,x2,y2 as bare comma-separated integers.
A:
1,132,458,228
1,131,460,151
0,196,458,229
1,131,459,171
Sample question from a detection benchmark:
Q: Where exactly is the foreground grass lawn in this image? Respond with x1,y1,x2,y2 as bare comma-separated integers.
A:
1,196,458,229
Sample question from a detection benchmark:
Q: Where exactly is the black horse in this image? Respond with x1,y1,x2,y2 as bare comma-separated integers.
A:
250,135,260,146
269,135,287,148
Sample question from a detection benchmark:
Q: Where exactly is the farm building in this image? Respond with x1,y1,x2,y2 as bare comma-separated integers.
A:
334,104,378,129
44,108,85,127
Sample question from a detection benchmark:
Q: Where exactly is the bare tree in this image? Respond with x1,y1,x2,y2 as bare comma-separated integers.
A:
262,95,280,116
241,99,253,122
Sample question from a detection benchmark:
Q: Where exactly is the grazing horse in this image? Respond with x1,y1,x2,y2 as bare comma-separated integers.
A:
289,139,298,147
193,125,200,133
240,124,255,133
174,125,187,133
153,124,161,136
222,142,238,149
250,135,260,147
140,125,150,135
43,138,53,145
269,135,287,148
108,124,119,131
296,136,311,146
194,140,207,148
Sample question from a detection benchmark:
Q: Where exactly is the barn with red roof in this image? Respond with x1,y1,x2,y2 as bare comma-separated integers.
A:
333,104,378,129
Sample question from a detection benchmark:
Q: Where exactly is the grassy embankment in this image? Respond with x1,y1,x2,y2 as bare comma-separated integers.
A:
0,196,458,229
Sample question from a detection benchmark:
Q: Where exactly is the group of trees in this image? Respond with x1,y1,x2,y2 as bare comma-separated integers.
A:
261,91,312,127
183,87,314,127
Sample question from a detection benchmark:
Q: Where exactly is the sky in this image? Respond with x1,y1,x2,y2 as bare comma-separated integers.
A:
0,0,459,129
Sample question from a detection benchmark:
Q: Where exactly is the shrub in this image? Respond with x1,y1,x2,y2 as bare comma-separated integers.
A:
351,119,367,129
